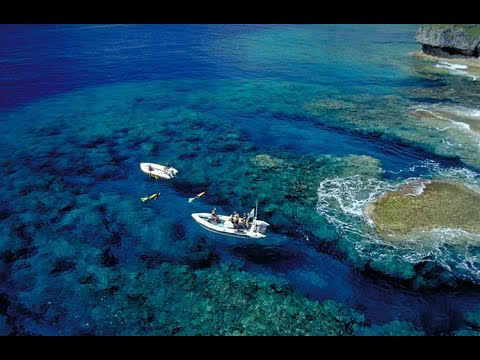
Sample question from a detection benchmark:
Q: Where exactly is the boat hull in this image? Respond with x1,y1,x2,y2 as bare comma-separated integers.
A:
192,213,269,239
140,162,178,180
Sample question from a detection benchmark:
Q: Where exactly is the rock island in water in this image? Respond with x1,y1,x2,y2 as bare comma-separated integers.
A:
365,181,480,240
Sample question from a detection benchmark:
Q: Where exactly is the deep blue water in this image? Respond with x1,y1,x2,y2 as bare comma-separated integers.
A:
0,24,424,110
1,24,480,336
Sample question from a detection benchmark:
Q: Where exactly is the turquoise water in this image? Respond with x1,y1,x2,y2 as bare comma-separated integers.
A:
1,24,480,335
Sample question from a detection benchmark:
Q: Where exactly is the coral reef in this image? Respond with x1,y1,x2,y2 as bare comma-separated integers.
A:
2,261,364,335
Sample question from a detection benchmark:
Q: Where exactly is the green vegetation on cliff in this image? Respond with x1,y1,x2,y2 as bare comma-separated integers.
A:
423,24,480,40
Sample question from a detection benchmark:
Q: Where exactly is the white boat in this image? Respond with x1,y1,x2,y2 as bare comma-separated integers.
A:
140,162,178,180
192,207,269,239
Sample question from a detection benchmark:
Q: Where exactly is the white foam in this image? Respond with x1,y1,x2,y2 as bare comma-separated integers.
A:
408,159,480,185
317,175,397,218
412,105,480,140
428,227,479,241
451,120,471,131
434,61,477,79
441,138,465,149
420,104,480,124
436,126,450,132
436,61,468,70
457,256,480,280
451,106,480,119
452,69,469,77
316,175,401,243
413,107,451,121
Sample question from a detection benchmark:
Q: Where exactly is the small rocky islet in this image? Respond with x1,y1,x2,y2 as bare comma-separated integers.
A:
365,181,480,240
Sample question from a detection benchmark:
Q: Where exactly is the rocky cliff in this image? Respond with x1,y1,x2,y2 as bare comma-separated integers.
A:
415,24,480,58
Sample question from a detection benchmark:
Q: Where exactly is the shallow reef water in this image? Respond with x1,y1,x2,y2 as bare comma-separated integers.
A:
1,24,480,335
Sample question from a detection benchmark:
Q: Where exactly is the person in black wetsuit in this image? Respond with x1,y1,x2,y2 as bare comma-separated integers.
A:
211,207,219,224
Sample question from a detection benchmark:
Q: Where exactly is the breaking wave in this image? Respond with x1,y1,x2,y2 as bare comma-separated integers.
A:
412,104,480,138
435,61,477,80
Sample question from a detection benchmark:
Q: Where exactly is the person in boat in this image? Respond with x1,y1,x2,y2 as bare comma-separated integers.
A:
211,207,219,224
148,164,159,179
232,211,240,231
241,212,247,227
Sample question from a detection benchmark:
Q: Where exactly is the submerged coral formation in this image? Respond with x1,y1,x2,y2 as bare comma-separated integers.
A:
2,260,364,335
251,154,286,169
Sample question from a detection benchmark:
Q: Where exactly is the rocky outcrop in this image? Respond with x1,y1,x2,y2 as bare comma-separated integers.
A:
415,24,480,58
365,180,480,239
